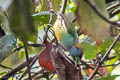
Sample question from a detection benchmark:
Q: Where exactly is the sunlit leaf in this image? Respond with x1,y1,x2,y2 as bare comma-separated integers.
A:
111,41,120,58
32,11,56,25
81,42,98,59
18,50,25,59
1,53,22,72
27,46,42,54
96,74,119,80
0,72,7,76
118,13,120,20
110,14,120,22
105,57,118,72
67,1,77,13
99,37,113,54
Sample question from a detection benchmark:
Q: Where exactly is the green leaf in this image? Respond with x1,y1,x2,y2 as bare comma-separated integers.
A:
96,75,119,80
0,35,17,63
0,72,7,76
18,50,25,59
105,58,118,72
81,42,98,59
67,1,77,13
1,53,22,70
75,0,110,45
99,37,113,54
114,42,120,57
32,11,56,25
118,13,120,20
0,14,12,34
27,47,42,54
110,13,120,22
9,0,37,44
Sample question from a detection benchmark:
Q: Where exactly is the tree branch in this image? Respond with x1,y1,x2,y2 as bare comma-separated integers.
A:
24,45,32,80
61,0,67,14
47,0,54,24
18,54,39,80
24,69,46,80
111,8,120,18
107,1,120,11
45,0,55,40
0,64,12,70
14,43,44,52
84,0,120,28
88,33,120,80
0,56,35,80
80,60,102,76
106,0,116,3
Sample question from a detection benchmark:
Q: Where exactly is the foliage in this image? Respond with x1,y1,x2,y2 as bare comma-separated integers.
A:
0,0,120,80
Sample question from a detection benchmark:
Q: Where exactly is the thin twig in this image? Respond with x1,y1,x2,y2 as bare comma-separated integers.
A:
13,46,24,52
100,62,120,67
84,0,120,27
61,0,67,14
14,44,44,52
31,72,50,80
28,43,45,47
80,60,102,76
0,64,12,70
18,54,39,80
24,45,32,80
82,62,120,67
107,1,120,11
45,0,54,40
88,33,120,80
72,18,77,23
111,8,120,18
106,0,116,3
50,73,55,80
47,0,54,24
0,56,35,80
24,69,45,80
46,0,59,45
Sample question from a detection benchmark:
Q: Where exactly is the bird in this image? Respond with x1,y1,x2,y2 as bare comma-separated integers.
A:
53,14,83,66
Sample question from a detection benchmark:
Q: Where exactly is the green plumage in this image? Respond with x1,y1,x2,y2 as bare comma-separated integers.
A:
53,14,79,49
53,14,83,66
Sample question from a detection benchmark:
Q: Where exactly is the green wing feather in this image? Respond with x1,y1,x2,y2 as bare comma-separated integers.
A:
53,14,80,49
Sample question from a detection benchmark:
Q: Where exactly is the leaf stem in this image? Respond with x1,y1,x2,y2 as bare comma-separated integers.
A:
24,45,32,80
